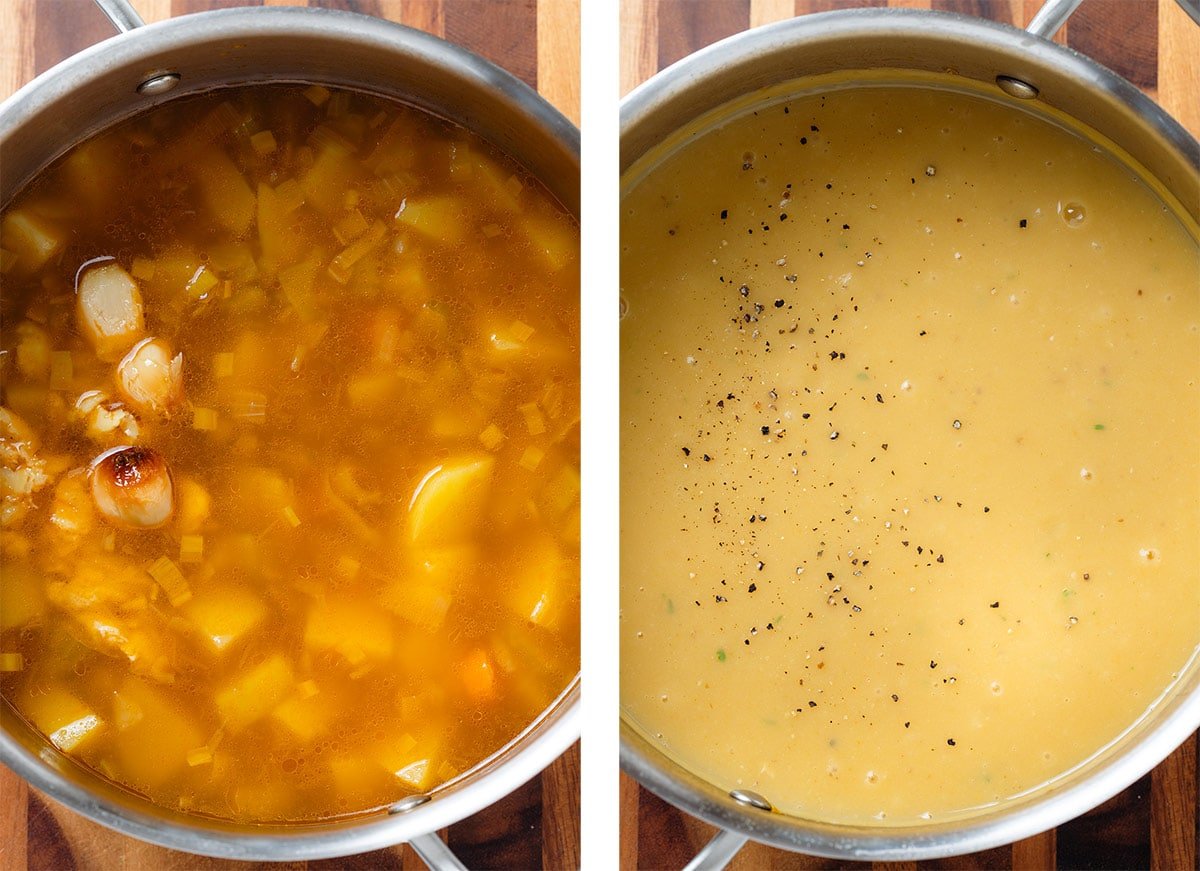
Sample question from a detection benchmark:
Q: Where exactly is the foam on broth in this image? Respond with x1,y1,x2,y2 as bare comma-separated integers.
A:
620,81,1199,824
0,84,579,821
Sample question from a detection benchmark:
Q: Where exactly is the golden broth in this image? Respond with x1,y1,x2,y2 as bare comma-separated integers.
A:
620,82,1199,824
0,84,579,821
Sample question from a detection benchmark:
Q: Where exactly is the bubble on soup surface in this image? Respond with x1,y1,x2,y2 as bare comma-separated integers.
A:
1059,201,1086,227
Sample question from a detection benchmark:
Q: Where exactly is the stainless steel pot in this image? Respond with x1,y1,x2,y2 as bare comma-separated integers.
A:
0,1,580,865
620,2,1199,866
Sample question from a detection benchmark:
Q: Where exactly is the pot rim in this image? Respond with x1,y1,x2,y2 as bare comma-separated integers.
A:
619,7,1199,861
0,5,580,861
0,6,581,213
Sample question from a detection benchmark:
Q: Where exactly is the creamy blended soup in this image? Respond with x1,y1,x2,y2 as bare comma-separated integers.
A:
620,80,1200,824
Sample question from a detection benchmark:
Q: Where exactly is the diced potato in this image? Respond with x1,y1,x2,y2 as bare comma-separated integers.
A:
61,137,122,207
272,684,336,742
0,652,25,671
257,182,306,269
184,585,266,653
0,562,47,631
458,647,496,699
329,757,388,806
394,196,466,245
1,208,64,270
15,320,51,380
192,407,218,431
478,423,505,451
540,463,581,521
110,676,204,788
301,147,355,215
250,130,277,155
518,402,546,435
305,599,393,664
174,476,211,534
278,254,322,321
303,84,331,106
380,547,476,631
518,446,544,471
523,214,578,272
23,685,104,752
215,653,294,731
191,150,256,235
506,535,572,629
406,455,495,547
130,257,156,280
225,467,293,528
76,263,145,361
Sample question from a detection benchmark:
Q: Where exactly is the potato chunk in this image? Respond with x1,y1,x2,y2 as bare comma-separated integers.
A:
110,676,204,789
506,535,573,629
1,208,64,270
305,599,393,665
184,585,266,653
77,263,145,361
406,455,495,547
215,654,294,731
0,562,46,631
22,685,104,752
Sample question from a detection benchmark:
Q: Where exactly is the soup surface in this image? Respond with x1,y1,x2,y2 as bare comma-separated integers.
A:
621,82,1199,823
0,84,579,821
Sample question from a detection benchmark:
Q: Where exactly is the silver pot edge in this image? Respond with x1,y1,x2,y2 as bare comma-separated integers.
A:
0,5,581,861
619,7,1200,860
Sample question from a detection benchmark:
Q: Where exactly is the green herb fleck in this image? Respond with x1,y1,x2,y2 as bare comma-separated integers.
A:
716,648,727,662
1093,423,1106,431
856,371,870,381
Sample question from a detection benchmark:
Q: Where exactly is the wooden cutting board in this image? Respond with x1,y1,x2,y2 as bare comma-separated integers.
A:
0,2,579,869
619,1,1198,868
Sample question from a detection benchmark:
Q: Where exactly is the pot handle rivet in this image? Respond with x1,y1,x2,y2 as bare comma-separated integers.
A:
996,75,1039,100
137,72,182,96
729,788,774,812
387,793,432,814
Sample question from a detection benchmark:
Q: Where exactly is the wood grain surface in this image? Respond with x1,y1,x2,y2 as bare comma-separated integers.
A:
0,2,579,870
620,0,1199,868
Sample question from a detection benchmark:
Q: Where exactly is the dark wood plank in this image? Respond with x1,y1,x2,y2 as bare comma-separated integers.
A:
443,0,538,90
1011,828,1056,870
931,0,1021,27
0,764,27,871
1150,734,1197,871
447,773,543,870
33,0,114,76
542,742,581,870
1066,0,1157,89
656,0,750,71
1056,776,1153,871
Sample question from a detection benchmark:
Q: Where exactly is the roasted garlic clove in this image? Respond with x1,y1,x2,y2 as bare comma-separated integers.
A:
77,262,145,361
73,390,141,444
90,446,174,529
116,337,184,416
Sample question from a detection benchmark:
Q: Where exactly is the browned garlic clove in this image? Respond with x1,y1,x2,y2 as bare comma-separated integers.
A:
116,337,184,416
90,446,174,529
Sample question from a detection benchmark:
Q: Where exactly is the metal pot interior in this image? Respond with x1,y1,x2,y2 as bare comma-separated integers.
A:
619,8,1199,861
0,6,580,860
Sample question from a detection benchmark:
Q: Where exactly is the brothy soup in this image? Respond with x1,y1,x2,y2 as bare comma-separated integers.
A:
0,84,579,821
620,81,1199,824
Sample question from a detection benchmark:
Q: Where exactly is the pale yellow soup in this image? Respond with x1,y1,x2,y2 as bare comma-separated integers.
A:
620,81,1199,824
